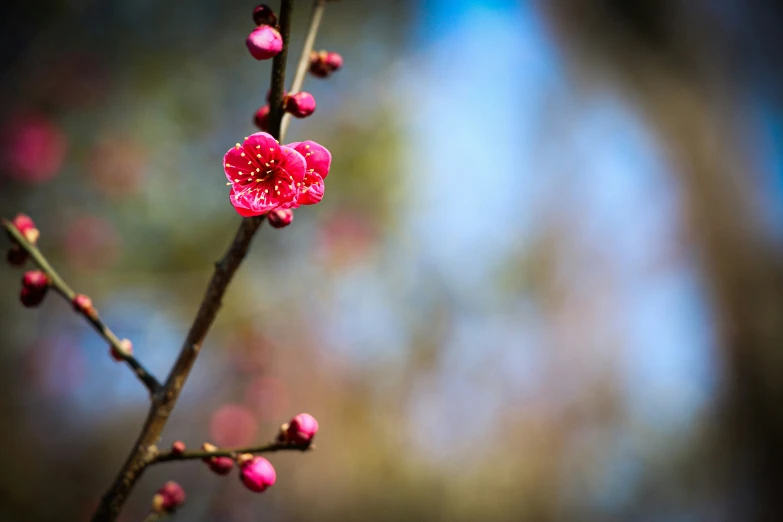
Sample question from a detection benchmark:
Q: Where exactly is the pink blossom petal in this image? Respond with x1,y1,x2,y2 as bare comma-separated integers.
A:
297,173,324,205
288,140,331,179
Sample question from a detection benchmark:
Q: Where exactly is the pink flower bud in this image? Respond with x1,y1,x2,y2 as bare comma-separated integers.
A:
252,4,277,27
152,481,186,513
239,456,276,492
309,50,342,78
309,51,331,78
6,244,28,266
283,92,316,118
253,105,270,131
110,338,133,362
201,443,234,475
267,209,293,229
72,293,97,318
286,413,319,444
171,440,186,455
325,51,343,71
246,25,283,61
11,213,40,244
20,270,49,308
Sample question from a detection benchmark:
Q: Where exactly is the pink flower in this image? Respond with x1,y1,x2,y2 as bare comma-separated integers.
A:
224,132,306,216
286,413,319,444
20,270,49,308
283,92,316,118
252,4,277,26
72,294,97,318
171,440,186,455
246,25,283,60
267,209,293,228
287,141,331,206
239,455,276,492
110,338,133,362
253,105,270,131
1,113,67,184
152,481,186,513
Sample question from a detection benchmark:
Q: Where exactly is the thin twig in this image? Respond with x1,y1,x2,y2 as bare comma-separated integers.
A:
153,441,312,463
2,219,162,396
89,0,322,519
280,0,326,140
142,512,169,522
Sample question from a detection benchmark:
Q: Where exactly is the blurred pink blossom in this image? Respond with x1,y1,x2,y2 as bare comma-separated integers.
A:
62,216,121,271
244,376,290,421
87,136,148,197
1,112,67,184
210,403,258,447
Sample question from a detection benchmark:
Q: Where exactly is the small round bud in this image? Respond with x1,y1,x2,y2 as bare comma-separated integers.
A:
7,244,28,266
110,338,133,362
201,443,234,475
11,213,40,244
253,105,270,131
283,92,316,118
286,413,319,444
267,209,293,229
325,51,343,71
152,481,186,513
246,25,283,61
20,270,49,307
72,293,97,318
309,51,331,78
252,4,278,27
171,440,186,455
239,456,276,492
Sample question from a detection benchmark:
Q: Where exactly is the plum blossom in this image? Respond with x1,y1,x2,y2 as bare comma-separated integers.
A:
224,133,331,216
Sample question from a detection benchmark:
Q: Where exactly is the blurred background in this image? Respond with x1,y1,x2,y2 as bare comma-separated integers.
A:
1,0,783,520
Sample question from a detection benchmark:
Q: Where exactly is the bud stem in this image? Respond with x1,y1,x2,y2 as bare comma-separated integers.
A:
2,218,162,396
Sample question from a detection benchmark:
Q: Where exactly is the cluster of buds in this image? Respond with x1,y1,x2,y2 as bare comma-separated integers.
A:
309,50,343,78
246,4,283,61
20,270,50,308
253,91,317,132
151,481,186,514
6,213,39,266
189,413,317,495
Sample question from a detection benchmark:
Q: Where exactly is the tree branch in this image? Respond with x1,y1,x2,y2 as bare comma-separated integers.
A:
280,0,326,139
2,218,162,397
153,441,312,464
89,0,333,518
